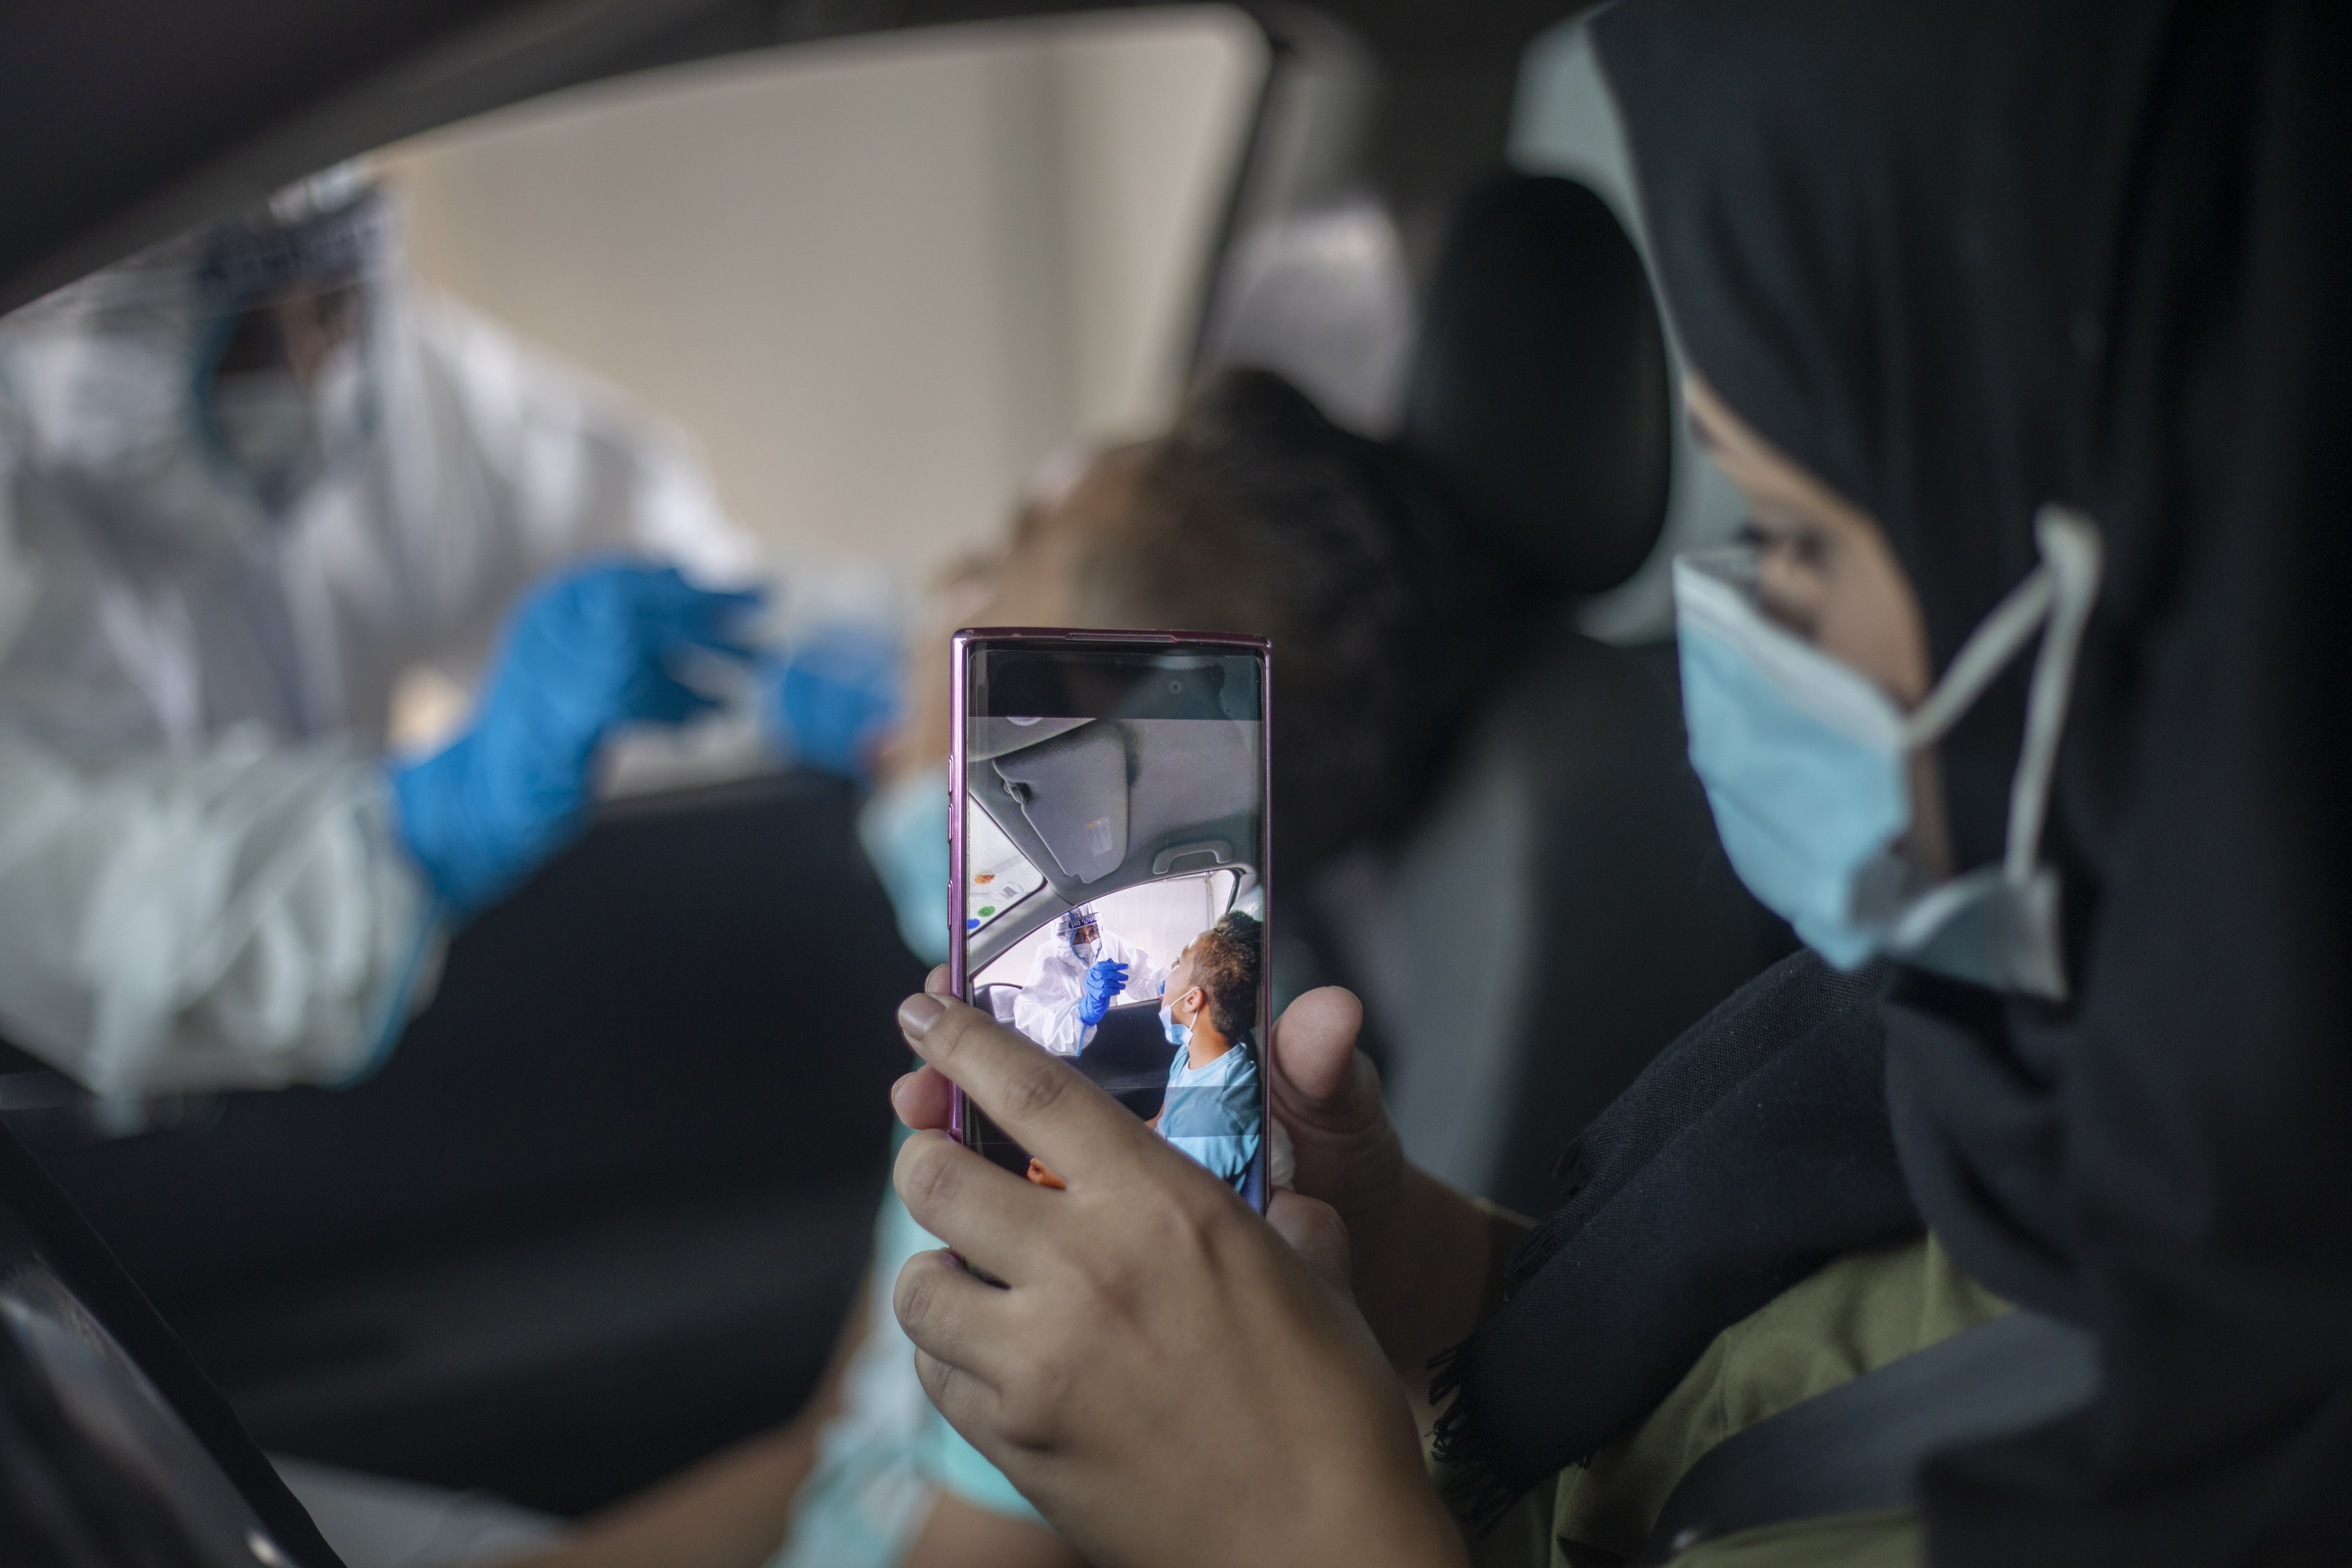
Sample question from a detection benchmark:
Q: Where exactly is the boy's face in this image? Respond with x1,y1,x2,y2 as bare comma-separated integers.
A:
1164,937,1205,1025
877,443,1154,786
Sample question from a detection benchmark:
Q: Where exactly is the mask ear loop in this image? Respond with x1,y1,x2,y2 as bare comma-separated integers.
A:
2001,507,2103,885
1902,565,2057,748
1894,506,2102,886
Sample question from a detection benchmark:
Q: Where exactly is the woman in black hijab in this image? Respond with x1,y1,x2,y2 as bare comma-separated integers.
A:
879,1,2350,1564
1578,0,2352,1559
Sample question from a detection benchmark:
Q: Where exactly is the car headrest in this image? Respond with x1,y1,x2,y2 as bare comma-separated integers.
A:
1401,175,1671,598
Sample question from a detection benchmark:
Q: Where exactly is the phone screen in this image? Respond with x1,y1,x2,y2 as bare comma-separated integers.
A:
951,633,1271,1212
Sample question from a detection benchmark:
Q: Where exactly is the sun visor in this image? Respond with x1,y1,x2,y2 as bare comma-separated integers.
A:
994,722,1130,884
967,715,1096,761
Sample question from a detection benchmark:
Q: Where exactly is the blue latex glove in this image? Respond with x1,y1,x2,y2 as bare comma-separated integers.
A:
1077,960,1130,1027
392,561,760,915
764,622,902,782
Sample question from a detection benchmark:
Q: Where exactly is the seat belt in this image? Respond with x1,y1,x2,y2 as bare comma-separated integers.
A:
1637,1308,2099,1564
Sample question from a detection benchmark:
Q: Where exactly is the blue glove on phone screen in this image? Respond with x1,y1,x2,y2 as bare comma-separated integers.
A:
393,560,759,915
1077,960,1130,1027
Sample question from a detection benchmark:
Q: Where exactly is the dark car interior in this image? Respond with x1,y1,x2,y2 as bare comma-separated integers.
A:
1,774,918,1511
976,983,1189,1120
1,0,1784,1523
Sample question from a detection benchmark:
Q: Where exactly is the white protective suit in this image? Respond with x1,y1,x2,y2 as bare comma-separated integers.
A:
0,192,761,1099
1012,929,1166,1057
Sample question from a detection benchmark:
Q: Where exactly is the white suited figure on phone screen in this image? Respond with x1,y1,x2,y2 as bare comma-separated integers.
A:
1013,904,1166,1057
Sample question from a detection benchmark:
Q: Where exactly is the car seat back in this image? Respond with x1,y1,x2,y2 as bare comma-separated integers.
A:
1404,175,1672,597
1330,175,1788,1213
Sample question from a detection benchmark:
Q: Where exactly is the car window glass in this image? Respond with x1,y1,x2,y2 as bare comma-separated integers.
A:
976,867,1236,989
379,8,1267,580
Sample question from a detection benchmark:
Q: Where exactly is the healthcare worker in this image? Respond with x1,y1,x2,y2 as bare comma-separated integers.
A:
1010,905,1164,1057
0,168,896,1101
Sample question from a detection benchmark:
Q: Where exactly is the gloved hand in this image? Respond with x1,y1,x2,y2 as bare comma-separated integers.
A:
763,622,902,782
392,560,759,915
1077,960,1130,1027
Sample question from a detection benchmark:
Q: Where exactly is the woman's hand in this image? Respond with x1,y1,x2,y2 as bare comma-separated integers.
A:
888,972,1466,1568
1266,988,1503,1410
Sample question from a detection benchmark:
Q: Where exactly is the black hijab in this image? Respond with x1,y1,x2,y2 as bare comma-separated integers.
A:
1594,0,2352,1561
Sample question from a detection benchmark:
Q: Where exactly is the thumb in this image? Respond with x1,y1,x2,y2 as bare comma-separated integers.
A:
1266,1190,1353,1297
1269,987,1385,1133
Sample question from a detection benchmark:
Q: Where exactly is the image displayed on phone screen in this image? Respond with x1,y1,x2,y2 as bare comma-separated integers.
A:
957,639,1269,1211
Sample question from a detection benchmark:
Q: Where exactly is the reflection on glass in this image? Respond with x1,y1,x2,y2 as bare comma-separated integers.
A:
0,1212,298,1565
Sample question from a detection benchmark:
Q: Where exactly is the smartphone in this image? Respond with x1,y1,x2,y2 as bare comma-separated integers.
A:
949,629,1273,1213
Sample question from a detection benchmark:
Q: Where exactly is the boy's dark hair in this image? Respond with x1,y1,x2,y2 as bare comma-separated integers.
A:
1074,368,1525,868
1191,910,1263,1042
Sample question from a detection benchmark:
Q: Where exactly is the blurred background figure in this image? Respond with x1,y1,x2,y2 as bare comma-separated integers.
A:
0,166,896,1103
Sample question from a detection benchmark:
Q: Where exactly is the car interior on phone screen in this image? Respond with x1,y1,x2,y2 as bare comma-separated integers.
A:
13,0,2324,1564
962,646,1268,1202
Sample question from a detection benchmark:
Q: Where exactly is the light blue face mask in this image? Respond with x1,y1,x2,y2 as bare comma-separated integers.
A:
1671,506,2101,1000
1159,994,1192,1048
855,762,950,964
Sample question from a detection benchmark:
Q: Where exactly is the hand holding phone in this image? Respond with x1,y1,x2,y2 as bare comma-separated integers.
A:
888,982,1464,1568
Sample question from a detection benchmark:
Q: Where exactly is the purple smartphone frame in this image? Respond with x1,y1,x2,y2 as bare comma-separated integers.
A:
947,627,1274,1210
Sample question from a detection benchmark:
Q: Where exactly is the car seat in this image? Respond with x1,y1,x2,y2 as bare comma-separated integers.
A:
1308,175,1791,1216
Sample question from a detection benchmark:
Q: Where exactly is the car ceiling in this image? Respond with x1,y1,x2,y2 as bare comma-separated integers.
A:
979,714,1257,880
968,716,1260,973
2,0,1590,318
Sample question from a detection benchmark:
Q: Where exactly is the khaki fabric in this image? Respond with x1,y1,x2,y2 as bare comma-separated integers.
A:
1438,1234,2008,1568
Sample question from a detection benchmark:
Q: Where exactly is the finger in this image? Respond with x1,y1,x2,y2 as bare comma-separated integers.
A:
701,583,770,614
629,577,764,642
656,614,761,661
1266,990,1403,1214
911,1344,1009,1451
679,632,761,662
926,964,952,997
894,1129,1058,1280
893,1065,956,1131
897,993,1163,1182
1266,1190,1353,1296
1268,987,1364,1104
1268,988,1390,1140
625,676,722,726
679,599,765,655
629,566,764,617
892,1246,1019,1391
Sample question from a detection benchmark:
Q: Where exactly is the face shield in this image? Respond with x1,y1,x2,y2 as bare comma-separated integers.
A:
0,172,393,555
1060,906,1102,963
